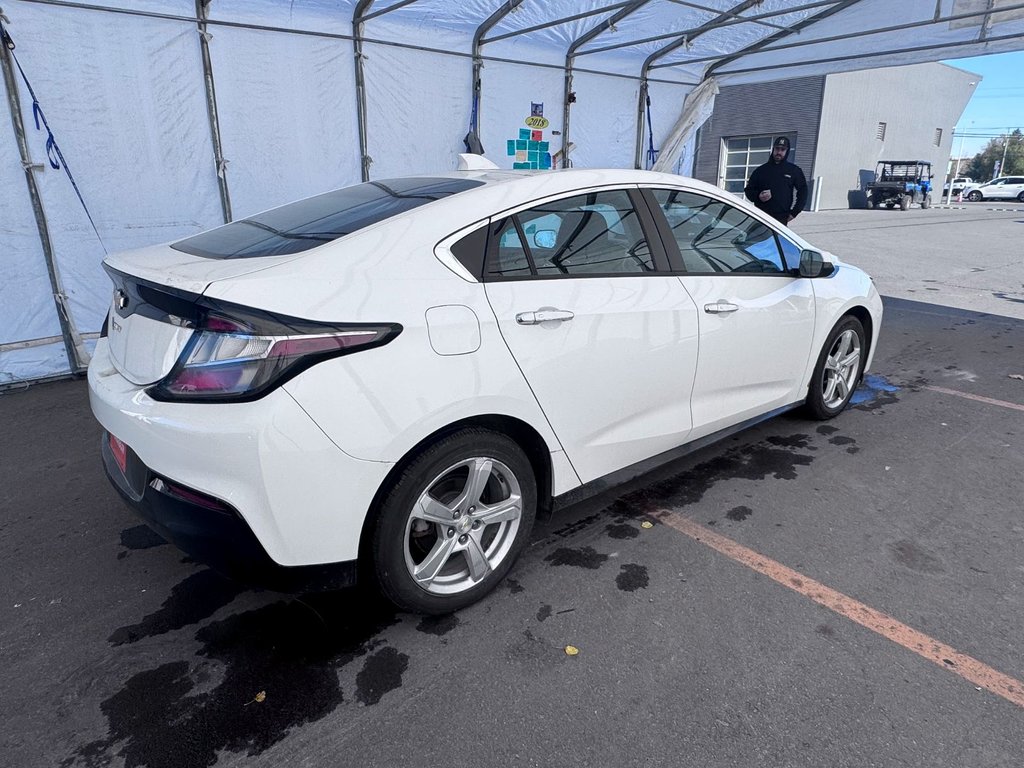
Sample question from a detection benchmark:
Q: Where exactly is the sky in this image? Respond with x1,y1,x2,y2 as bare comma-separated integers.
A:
942,50,1024,158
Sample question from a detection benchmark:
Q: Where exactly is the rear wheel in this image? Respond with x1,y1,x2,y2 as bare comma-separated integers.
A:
899,196,910,211
371,429,536,614
921,194,931,209
967,190,982,202
1017,191,1024,203
804,316,866,420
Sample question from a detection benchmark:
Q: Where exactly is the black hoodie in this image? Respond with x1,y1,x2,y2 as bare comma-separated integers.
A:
744,142,808,222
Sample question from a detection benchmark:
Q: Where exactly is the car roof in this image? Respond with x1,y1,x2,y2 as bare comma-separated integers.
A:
424,167,736,207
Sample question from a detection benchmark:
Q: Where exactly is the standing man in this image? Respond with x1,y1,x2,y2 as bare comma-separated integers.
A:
744,136,808,225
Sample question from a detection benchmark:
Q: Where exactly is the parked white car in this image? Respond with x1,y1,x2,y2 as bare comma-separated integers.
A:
962,176,1024,202
89,161,883,613
942,176,972,195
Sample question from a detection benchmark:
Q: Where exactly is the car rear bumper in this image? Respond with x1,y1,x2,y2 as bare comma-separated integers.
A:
88,339,394,569
100,432,357,590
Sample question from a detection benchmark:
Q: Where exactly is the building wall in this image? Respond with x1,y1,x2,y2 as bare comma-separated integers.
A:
813,63,979,209
693,76,827,206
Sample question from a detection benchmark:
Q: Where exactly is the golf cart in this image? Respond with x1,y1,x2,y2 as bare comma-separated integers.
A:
865,160,933,210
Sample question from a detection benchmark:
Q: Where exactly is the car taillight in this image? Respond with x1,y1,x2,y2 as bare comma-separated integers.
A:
148,309,401,402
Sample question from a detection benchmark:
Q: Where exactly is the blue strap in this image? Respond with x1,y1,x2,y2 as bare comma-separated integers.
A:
645,93,659,170
2,21,107,253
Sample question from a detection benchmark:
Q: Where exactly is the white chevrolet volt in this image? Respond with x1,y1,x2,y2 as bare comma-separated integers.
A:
89,160,882,613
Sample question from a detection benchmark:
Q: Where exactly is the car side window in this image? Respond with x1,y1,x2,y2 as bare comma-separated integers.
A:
488,219,534,278
652,189,785,274
486,190,653,280
776,234,801,272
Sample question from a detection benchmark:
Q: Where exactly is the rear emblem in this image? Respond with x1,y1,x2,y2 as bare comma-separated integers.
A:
114,289,129,310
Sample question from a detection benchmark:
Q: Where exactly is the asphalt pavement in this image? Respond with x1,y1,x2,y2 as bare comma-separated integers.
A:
2,205,1023,768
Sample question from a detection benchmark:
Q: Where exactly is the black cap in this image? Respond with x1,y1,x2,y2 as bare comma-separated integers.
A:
773,136,790,150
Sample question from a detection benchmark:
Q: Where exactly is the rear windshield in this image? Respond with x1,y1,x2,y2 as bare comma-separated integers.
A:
171,177,483,259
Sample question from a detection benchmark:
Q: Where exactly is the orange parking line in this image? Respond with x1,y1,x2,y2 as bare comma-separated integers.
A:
662,513,1024,709
924,385,1024,413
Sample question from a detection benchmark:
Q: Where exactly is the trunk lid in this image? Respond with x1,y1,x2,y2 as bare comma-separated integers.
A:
101,243,302,386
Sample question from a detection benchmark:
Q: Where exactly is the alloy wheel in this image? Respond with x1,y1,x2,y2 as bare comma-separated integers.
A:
403,457,523,595
822,329,862,409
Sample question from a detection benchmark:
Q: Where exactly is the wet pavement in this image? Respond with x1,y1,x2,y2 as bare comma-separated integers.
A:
2,295,1024,768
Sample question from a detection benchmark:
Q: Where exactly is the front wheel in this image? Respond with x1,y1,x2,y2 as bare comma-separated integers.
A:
967,190,982,202
899,196,910,211
804,316,866,420
371,429,537,614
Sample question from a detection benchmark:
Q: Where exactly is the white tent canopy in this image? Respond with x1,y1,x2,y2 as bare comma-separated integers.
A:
2,0,1022,383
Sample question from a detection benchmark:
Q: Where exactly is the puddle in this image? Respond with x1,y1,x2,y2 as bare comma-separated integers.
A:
851,373,901,408
68,591,401,768
616,564,649,592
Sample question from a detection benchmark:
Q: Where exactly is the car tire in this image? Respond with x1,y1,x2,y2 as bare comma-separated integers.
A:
899,196,910,211
967,190,982,202
921,194,930,209
1017,191,1024,203
804,316,866,420
865,198,874,210
371,428,537,614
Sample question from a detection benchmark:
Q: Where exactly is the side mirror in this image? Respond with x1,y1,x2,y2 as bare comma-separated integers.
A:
534,230,557,249
799,249,834,278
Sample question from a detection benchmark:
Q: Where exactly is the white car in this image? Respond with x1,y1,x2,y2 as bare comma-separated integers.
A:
89,160,882,614
962,176,1024,202
942,176,972,195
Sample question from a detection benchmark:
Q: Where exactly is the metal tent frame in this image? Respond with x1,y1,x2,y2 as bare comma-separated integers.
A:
2,0,1023,383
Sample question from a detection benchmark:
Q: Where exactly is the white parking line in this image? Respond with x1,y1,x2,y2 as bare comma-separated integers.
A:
924,385,1024,413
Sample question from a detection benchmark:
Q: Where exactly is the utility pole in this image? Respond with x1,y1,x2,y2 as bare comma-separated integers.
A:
953,126,967,177
948,126,968,204
998,134,1009,177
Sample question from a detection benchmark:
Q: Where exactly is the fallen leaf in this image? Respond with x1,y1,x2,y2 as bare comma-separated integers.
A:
245,690,267,706
1009,374,1024,381
564,645,580,656
641,521,654,529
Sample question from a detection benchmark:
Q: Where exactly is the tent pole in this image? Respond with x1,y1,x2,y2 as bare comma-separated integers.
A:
633,0,762,172
196,0,232,223
353,1,374,182
470,1,525,148
0,14,85,373
633,77,648,169
565,1,652,171
561,61,573,167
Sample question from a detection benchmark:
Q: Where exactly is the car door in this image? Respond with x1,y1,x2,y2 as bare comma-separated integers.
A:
1005,177,1024,199
642,187,816,439
483,187,700,484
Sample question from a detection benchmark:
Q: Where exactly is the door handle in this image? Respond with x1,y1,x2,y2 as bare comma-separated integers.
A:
704,302,739,314
515,309,575,325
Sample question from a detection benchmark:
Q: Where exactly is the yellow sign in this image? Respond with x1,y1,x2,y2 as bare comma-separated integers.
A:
525,116,549,129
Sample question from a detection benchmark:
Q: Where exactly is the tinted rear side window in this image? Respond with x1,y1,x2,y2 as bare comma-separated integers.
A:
172,177,483,259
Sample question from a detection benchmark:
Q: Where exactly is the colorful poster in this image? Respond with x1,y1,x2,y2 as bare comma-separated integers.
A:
507,103,553,171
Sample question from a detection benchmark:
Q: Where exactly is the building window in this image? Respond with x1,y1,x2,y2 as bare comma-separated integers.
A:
934,128,943,146
720,135,774,195
876,122,887,141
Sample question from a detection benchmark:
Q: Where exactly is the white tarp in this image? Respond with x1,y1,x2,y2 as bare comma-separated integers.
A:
209,26,361,218
2,0,1022,382
363,40,472,179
